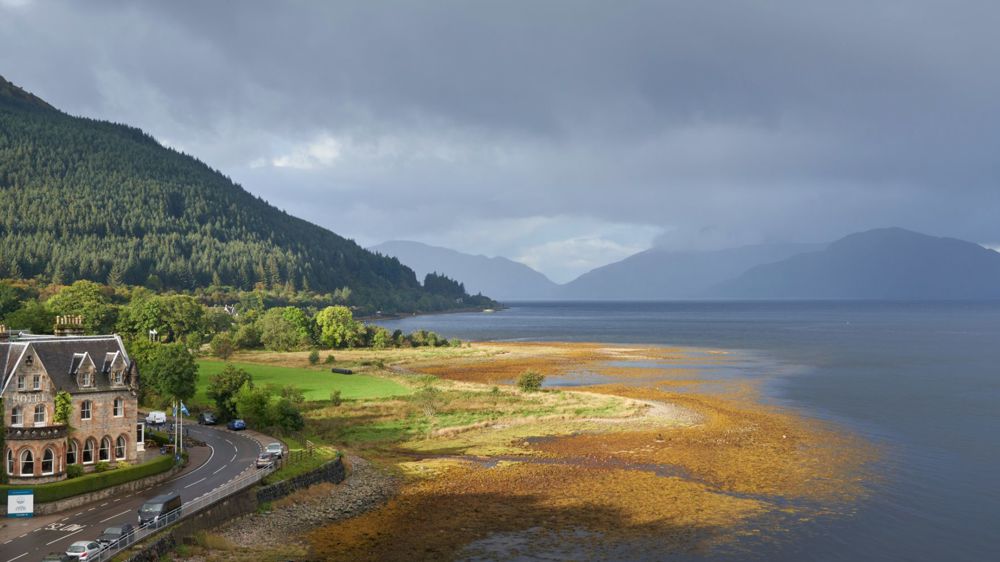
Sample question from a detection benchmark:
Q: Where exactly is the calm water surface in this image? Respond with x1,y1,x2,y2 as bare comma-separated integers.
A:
378,301,1000,561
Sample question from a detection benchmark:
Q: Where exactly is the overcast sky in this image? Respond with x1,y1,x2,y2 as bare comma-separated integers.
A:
3,1,1000,282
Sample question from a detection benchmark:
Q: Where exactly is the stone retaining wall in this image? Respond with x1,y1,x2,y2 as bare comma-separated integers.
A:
256,457,346,503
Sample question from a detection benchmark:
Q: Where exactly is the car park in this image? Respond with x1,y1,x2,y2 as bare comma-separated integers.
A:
265,442,284,458
65,541,102,560
97,523,135,548
256,451,275,468
198,411,218,425
138,492,182,528
227,418,246,430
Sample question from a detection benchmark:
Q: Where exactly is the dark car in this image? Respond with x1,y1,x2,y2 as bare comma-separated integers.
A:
198,411,217,425
97,523,135,548
227,419,246,431
41,554,73,562
138,492,182,528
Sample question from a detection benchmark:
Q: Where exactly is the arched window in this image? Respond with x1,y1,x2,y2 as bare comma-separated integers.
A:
113,398,124,417
99,437,111,462
67,440,79,465
83,438,96,464
10,406,23,426
115,435,127,459
20,450,33,476
34,404,46,425
41,448,54,475
80,400,92,421
5,449,12,476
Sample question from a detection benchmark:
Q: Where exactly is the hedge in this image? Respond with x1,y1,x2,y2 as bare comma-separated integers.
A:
1,454,176,507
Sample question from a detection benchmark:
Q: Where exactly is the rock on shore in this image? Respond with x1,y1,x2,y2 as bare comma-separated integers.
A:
219,454,398,548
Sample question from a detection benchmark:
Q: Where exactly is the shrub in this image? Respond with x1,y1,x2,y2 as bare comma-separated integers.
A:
330,390,342,407
116,461,132,470
517,371,545,392
308,349,320,365
0,454,175,506
94,461,110,473
210,332,236,360
324,354,336,364
66,464,84,479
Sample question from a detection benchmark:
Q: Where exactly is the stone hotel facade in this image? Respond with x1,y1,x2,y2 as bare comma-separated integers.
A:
1,319,140,484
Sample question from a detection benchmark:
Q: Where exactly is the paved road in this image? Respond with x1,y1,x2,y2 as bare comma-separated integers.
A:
1,423,262,562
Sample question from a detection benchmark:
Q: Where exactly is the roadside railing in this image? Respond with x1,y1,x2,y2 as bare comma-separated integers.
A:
93,459,278,561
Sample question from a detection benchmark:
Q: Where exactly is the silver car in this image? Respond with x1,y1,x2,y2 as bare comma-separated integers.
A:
66,541,102,560
265,442,284,458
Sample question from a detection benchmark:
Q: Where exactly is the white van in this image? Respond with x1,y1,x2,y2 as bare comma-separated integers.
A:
145,411,167,425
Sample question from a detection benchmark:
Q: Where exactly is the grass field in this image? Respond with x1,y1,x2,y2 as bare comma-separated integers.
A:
194,360,413,405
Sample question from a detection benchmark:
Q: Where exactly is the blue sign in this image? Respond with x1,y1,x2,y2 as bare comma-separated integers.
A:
7,489,33,518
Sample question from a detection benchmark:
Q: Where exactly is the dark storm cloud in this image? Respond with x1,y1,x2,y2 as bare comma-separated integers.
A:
2,0,999,279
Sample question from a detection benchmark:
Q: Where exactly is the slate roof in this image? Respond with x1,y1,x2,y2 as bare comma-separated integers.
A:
1,335,134,395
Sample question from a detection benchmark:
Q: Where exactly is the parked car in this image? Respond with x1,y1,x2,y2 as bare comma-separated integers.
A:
256,451,275,468
138,492,182,528
65,541,102,560
97,523,135,548
198,411,217,425
265,442,284,458
227,419,246,431
145,410,167,425
41,553,73,562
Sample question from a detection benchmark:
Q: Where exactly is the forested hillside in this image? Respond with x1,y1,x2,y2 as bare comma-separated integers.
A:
0,75,487,313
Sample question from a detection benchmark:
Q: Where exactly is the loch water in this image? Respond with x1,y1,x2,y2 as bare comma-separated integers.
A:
378,301,1000,561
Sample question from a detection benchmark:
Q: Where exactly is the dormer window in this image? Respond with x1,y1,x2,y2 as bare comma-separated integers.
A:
82,371,92,387
113,370,123,385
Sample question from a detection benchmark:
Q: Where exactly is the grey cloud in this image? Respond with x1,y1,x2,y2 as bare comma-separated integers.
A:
2,1,1000,279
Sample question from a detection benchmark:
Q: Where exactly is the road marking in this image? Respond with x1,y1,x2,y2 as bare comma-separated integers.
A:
32,528,40,532
225,439,233,445
184,476,207,489
100,502,109,507
6,552,27,562
74,512,84,516
212,466,225,475
229,453,236,462
87,507,96,511
100,508,132,523
114,497,122,502
46,527,84,545
2,539,10,544
167,443,215,483
60,516,69,521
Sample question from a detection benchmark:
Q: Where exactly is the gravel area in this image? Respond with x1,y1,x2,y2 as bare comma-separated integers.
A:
219,454,398,547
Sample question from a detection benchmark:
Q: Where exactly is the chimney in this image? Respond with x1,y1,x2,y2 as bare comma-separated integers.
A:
54,315,85,337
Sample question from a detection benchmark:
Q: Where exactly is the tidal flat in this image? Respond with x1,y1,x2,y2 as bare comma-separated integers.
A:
293,342,878,561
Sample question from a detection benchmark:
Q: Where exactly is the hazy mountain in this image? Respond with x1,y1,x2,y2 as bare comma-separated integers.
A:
716,227,1000,299
371,241,558,300
0,74,491,313
559,243,823,299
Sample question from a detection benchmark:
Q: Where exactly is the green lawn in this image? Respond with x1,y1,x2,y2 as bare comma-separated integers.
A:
194,360,413,405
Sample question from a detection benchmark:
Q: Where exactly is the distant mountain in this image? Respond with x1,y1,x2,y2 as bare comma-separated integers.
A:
0,74,489,313
559,243,823,300
371,241,558,300
716,228,1000,299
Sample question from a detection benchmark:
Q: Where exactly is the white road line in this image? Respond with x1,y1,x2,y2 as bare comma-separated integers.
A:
100,502,109,507
17,534,26,539
114,497,122,502
87,507,96,511
100,508,132,523
225,439,234,445
74,512,83,516
212,466,225,475
45,527,84,545
184,476,207,489
167,443,216,483
5,552,27,562
32,528,40,532
229,453,236,463
2,539,10,544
